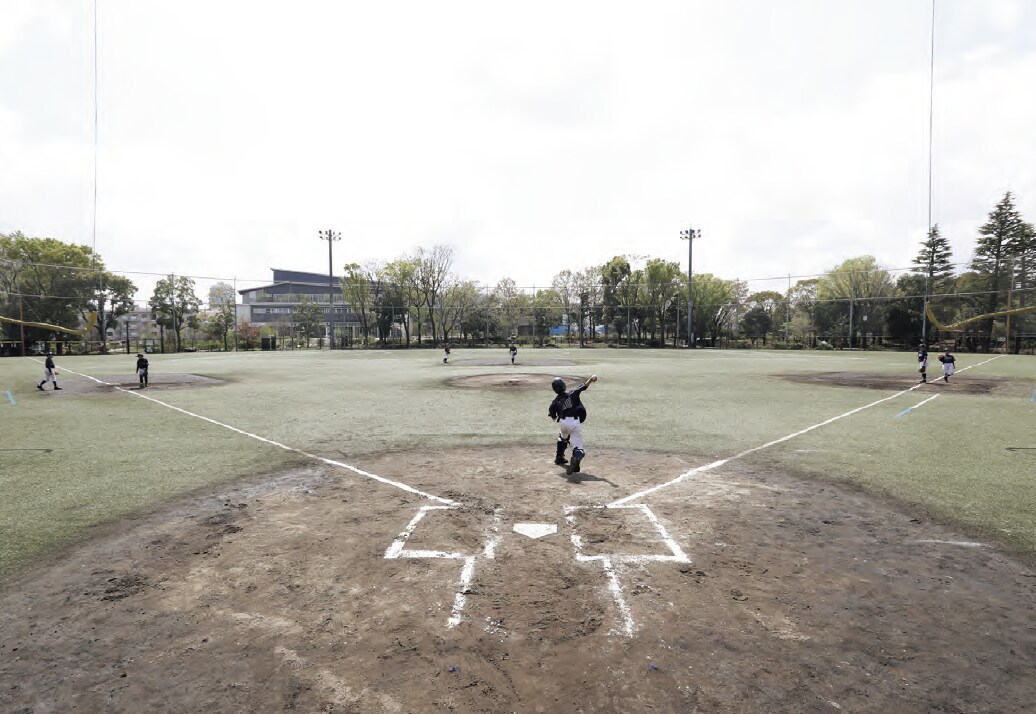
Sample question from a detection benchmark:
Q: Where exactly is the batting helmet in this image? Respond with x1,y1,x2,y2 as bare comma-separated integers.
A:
551,377,566,394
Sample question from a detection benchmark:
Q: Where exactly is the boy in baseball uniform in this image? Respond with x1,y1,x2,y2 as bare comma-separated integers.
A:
548,374,598,475
938,350,956,382
509,343,517,364
36,352,62,391
136,353,150,388
917,343,928,384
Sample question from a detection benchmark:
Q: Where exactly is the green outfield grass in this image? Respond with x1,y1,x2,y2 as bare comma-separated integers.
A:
1,348,1034,581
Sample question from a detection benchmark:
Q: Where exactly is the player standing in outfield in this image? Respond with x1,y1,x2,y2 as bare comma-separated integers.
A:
36,352,62,391
509,343,517,364
442,343,451,364
917,342,928,383
938,349,956,382
135,353,150,388
548,374,598,475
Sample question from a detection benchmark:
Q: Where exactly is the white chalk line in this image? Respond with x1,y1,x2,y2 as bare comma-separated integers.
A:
610,354,1006,507
35,359,457,506
383,504,502,629
565,504,689,636
895,389,944,418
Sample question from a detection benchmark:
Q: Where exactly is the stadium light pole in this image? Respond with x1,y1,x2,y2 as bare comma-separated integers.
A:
679,228,701,348
319,229,341,349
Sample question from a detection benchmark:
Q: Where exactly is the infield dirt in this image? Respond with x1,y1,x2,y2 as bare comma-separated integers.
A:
2,446,1034,713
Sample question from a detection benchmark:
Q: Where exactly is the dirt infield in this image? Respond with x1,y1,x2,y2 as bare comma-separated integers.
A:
782,371,1003,395
444,356,577,367
32,373,224,396
2,446,1034,713
449,372,587,390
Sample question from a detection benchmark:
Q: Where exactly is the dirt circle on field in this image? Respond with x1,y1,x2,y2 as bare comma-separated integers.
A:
446,356,577,367
2,446,1034,714
35,373,224,397
449,372,586,390
783,370,1003,394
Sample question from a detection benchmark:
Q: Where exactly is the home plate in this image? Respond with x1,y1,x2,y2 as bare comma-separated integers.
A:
513,523,557,539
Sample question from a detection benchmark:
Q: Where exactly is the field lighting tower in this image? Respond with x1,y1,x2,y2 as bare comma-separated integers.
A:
680,228,701,348
319,229,341,349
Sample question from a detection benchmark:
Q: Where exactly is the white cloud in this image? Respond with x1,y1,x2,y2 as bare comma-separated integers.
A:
1,0,1035,302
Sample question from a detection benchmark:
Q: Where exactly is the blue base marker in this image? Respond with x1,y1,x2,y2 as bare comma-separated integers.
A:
4,390,14,405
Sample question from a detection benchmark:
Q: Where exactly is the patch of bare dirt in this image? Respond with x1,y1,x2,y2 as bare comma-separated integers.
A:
37,373,225,397
449,372,586,390
1,447,1034,713
446,356,577,367
783,371,1003,394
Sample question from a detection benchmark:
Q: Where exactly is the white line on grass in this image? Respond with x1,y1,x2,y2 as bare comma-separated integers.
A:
895,394,939,418
609,354,1005,507
38,359,457,506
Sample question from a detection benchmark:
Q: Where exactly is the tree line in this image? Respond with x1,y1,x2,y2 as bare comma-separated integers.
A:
2,191,1033,352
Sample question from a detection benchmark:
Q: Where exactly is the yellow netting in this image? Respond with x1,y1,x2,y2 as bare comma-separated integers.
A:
0,311,98,336
926,302,1036,332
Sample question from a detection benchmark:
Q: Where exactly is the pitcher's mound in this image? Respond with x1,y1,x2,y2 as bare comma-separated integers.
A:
449,373,584,390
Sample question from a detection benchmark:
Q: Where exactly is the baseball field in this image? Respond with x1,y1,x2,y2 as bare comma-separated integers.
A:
1,348,1034,713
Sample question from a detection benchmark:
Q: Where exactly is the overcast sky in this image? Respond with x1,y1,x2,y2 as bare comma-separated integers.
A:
1,0,1034,301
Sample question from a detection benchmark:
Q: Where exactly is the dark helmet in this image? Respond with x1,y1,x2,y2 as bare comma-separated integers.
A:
551,377,566,394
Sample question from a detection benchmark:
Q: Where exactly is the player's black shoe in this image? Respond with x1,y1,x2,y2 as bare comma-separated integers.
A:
554,457,568,465
53,386,62,390
36,384,44,391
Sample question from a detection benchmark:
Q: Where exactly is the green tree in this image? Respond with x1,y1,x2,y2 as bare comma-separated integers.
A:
148,275,201,352
787,278,819,345
492,277,529,340
742,306,772,345
438,279,480,343
972,192,1026,350
0,232,136,345
550,269,578,342
382,256,420,346
342,262,379,346
912,224,954,343
532,288,563,346
691,274,736,345
416,245,454,345
205,282,237,351
818,256,894,348
292,296,323,344
642,258,682,346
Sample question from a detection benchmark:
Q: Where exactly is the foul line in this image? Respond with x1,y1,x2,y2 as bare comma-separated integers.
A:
32,359,457,506
895,393,939,418
610,354,1005,507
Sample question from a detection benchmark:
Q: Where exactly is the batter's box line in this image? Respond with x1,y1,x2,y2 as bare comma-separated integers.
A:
383,505,502,628
564,504,690,637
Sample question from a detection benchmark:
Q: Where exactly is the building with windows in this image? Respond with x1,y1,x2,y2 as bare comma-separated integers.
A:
238,269,360,342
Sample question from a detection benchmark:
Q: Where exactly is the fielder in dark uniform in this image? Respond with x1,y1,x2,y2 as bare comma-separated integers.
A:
938,350,956,382
36,352,62,391
917,343,928,383
548,374,598,475
509,343,517,364
136,353,149,388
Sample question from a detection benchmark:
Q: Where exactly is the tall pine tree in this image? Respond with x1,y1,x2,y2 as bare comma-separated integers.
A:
912,224,954,342
971,192,1026,350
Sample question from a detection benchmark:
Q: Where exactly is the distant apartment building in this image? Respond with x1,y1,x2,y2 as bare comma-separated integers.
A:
116,308,161,342
238,269,361,340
